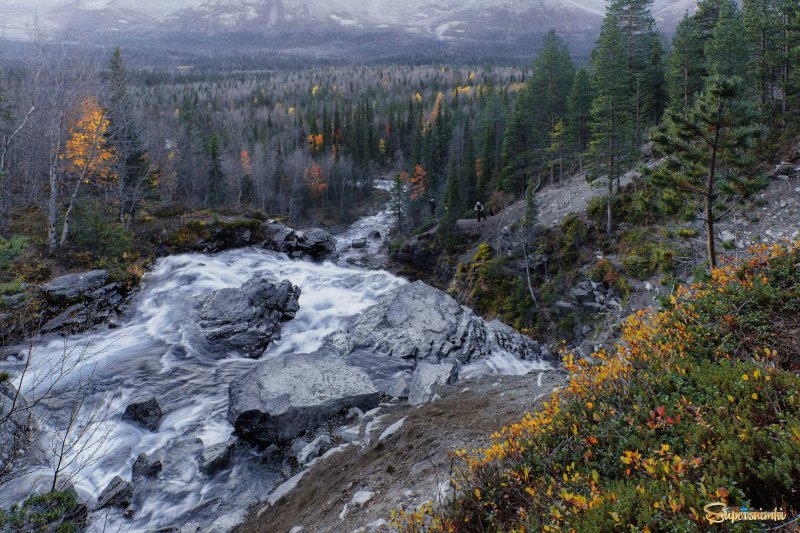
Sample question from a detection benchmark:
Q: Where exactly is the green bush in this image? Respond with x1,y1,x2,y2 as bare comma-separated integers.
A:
0,236,27,271
0,490,85,533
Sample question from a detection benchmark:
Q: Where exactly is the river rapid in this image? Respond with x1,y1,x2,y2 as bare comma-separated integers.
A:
0,180,533,532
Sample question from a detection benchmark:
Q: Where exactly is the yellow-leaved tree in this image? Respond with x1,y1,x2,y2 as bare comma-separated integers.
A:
58,96,115,248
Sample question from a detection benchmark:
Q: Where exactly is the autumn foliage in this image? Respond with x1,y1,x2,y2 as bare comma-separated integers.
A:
63,97,115,182
393,242,800,532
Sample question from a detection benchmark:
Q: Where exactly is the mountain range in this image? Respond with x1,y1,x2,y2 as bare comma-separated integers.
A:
2,0,697,42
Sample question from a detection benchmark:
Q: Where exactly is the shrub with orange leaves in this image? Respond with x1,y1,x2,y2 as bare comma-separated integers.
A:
392,242,800,532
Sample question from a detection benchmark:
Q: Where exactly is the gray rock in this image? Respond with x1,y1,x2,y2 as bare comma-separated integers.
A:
351,239,368,249
41,270,108,303
96,476,133,509
122,397,162,431
263,222,337,261
227,353,380,445
408,363,457,405
161,438,203,478
582,302,606,312
334,282,546,394
294,435,332,465
132,452,162,481
200,442,235,475
368,230,382,240
198,277,300,358
555,301,575,313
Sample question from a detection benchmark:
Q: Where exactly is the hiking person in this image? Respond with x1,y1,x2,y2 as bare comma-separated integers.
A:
429,198,437,217
474,201,487,222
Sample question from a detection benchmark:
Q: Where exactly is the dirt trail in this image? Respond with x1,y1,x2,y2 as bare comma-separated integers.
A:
235,370,566,533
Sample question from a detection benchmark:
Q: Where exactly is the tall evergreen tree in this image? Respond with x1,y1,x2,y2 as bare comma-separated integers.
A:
667,13,706,109
608,0,666,141
706,0,749,78
589,15,636,236
743,0,781,118
567,67,593,173
500,30,574,194
207,131,226,207
651,77,763,269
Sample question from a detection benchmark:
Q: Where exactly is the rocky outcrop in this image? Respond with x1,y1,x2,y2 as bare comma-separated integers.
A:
37,270,129,335
122,397,163,431
41,270,110,303
198,277,301,358
227,352,381,445
96,476,133,509
262,222,337,261
322,281,547,397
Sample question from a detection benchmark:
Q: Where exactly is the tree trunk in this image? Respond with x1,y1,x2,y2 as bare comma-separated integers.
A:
48,142,60,254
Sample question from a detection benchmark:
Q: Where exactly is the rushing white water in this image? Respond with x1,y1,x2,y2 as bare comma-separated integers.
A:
0,181,541,532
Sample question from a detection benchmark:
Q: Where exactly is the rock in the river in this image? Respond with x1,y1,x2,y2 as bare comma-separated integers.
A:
132,452,162,481
96,476,133,509
41,270,109,303
351,238,367,249
324,281,546,397
408,363,457,405
122,397,162,431
200,442,236,475
262,222,337,261
198,277,300,357
368,230,382,240
227,352,380,445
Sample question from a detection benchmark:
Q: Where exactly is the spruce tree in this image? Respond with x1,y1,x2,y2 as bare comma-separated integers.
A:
589,15,636,236
651,77,763,269
207,131,226,207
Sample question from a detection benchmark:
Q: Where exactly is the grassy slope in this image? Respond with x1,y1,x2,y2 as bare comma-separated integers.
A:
393,242,800,532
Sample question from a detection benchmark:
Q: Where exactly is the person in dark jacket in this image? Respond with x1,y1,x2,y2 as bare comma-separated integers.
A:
429,198,437,217
474,201,487,222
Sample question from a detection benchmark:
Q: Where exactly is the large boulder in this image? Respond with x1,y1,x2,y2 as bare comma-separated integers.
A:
198,277,300,358
325,281,546,396
262,222,337,261
227,352,380,445
122,397,163,431
41,270,109,304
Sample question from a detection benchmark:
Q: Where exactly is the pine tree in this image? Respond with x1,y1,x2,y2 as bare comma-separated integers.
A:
589,15,636,236
444,146,462,222
667,13,706,109
461,117,479,211
567,67,593,173
651,77,763,269
706,1,748,78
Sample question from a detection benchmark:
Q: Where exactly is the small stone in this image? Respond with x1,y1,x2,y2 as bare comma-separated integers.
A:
368,230,382,240
351,490,375,507
132,453,162,481
96,476,133,509
200,442,235,475
122,397,162,432
351,239,368,249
